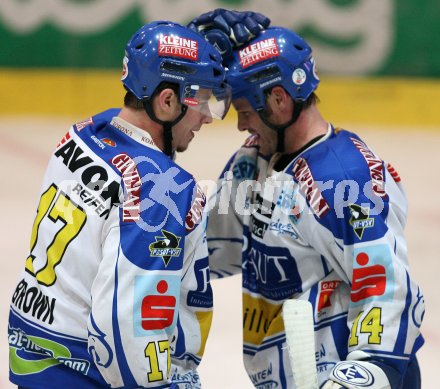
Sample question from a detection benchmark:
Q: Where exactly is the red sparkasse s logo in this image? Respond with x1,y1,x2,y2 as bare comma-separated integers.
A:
239,38,280,68
350,252,386,302
158,35,198,60
141,280,176,330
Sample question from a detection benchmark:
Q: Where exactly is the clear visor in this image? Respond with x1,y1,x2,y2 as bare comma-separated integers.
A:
182,84,232,120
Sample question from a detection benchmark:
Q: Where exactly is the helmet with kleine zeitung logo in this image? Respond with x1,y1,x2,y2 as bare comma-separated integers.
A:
225,26,320,151
122,21,231,121
225,26,319,111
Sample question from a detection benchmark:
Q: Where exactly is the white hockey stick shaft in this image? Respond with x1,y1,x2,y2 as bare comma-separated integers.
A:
282,299,319,389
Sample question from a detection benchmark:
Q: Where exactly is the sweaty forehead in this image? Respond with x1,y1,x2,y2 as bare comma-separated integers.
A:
232,97,253,111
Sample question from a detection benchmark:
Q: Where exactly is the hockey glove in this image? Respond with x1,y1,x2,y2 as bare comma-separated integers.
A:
187,8,270,59
321,360,391,389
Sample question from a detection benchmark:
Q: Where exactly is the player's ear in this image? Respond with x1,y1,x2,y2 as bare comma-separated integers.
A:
267,86,291,113
155,88,180,120
160,88,180,110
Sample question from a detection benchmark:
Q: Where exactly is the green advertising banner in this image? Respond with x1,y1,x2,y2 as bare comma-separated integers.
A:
1,0,439,76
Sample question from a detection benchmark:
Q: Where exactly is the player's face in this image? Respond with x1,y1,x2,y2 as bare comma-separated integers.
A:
233,98,277,156
172,106,213,153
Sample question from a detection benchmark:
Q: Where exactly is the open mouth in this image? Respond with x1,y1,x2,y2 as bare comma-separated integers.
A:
249,131,259,139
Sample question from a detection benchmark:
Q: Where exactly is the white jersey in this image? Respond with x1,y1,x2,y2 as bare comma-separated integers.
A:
9,109,213,388
208,125,424,389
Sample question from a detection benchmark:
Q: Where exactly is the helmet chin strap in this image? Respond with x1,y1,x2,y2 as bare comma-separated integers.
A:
142,99,188,157
258,100,304,153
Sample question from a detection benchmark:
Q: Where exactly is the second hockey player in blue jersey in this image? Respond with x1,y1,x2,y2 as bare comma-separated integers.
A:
205,25,425,389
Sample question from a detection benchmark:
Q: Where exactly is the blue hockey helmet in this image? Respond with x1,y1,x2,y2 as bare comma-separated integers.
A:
122,21,231,120
225,27,320,112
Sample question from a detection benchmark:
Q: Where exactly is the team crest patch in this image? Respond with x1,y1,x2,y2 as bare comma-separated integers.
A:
292,68,306,85
149,230,182,266
349,204,374,239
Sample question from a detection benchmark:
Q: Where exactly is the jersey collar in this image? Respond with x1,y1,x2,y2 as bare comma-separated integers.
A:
110,116,161,151
270,123,333,172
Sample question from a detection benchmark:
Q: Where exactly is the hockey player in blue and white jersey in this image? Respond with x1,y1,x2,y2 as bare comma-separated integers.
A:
200,24,425,389
8,21,232,388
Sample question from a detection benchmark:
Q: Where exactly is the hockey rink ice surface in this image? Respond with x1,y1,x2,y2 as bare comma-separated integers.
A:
1,117,439,388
